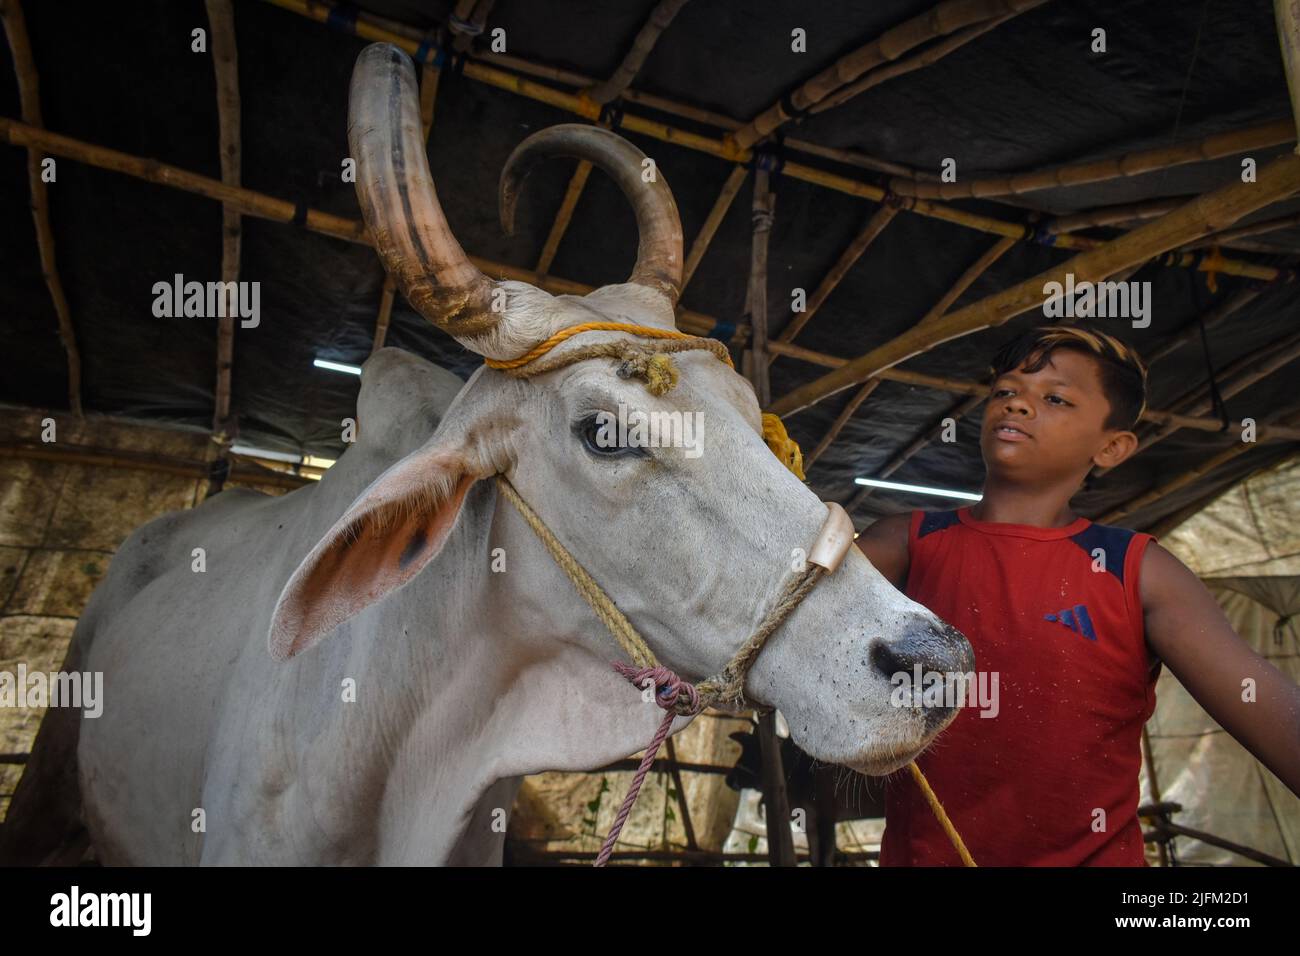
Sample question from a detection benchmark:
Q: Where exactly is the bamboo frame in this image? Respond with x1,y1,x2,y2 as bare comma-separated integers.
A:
205,0,241,498
262,0,1280,284
767,152,1300,418
747,169,775,406
1186,210,1300,250
772,204,899,352
534,160,592,278
0,441,315,489
800,238,1013,473
584,0,690,105
682,165,748,293
891,118,1295,200
762,338,1300,442
264,0,933,182
0,116,743,344
1,0,83,416
1114,328,1300,471
827,236,1014,486
1100,410,1300,524
810,6,1032,115
727,0,1043,150
1046,196,1192,235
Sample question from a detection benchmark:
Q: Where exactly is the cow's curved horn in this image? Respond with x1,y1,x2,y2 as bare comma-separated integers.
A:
348,44,500,352
498,124,684,305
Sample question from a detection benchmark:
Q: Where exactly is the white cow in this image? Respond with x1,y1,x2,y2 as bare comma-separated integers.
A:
0,44,971,865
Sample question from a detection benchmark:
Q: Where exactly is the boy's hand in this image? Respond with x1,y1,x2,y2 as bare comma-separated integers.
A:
1142,542,1300,797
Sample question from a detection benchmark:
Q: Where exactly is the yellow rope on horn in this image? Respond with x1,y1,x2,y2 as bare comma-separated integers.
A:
483,322,733,370
761,413,804,480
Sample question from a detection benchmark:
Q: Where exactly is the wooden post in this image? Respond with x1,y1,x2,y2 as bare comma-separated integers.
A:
772,204,898,357
205,0,240,497
756,711,796,866
747,168,775,406
1,0,83,417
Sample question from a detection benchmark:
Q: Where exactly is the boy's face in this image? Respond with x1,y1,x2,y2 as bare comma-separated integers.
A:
980,348,1138,485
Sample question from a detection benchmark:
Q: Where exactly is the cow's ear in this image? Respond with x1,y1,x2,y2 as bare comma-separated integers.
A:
268,445,480,661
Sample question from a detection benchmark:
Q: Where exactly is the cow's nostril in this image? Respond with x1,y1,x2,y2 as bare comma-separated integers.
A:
869,639,913,681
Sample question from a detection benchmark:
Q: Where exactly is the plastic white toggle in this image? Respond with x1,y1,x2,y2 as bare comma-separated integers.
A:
807,502,855,574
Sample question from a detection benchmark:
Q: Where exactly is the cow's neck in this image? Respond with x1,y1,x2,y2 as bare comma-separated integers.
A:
285,479,681,864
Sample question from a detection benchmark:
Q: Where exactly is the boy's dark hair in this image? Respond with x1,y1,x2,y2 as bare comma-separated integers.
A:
988,326,1148,431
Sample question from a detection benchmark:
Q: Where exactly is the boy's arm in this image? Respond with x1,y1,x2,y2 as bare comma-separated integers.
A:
854,512,911,590
1141,541,1300,797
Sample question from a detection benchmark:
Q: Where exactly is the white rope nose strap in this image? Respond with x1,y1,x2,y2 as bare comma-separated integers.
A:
497,474,852,713
487,321,973,868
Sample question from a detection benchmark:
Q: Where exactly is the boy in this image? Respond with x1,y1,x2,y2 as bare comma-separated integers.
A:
857,326,1300,866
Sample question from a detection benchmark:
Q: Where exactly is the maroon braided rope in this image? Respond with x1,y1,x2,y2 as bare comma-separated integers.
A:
593,663,703,867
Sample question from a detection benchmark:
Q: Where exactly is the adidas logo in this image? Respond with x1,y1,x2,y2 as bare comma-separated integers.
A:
1045,604,1097,641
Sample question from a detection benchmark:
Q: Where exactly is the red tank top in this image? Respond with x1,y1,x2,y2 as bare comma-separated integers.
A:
879,506,1159,866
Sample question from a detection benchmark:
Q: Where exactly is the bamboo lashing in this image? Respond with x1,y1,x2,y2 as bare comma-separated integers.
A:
261,0,1282,284
766,152,1300,419
0,117,742,345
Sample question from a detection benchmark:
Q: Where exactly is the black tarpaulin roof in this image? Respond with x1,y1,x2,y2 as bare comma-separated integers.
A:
2,0,1298,530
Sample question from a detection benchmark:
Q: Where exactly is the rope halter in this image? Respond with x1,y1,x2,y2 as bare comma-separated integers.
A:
484,321,971,867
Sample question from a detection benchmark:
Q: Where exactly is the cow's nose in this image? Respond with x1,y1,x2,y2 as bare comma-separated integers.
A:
869,618,975,728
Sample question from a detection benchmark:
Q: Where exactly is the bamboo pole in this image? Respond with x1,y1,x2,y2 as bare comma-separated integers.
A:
584,0,690,105
1185,210,1300,249
535,1,694,281
832,236,1013,494
1046,196,1192,235
0,116,742,345
534,160,592,278
682,165,748,293
0,441,315,489
747,169,775,406
371,274,396,353
260,0,1282,284
767,152,1300,418
205,0,241,497
263,0,932,182
805,380,884,468
727,0,1044,150
449,0,493,54
891,118,1295,200
772,205,899,351
1099,410,1300,524
763,338,1300,442
1,0,83,417
1107,328,1300,474
810,6,1032,115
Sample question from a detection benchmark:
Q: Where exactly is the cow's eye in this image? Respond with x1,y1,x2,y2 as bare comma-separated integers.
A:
575,413,647,459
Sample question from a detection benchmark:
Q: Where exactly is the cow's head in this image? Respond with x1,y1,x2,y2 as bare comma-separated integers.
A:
268,43,972,776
